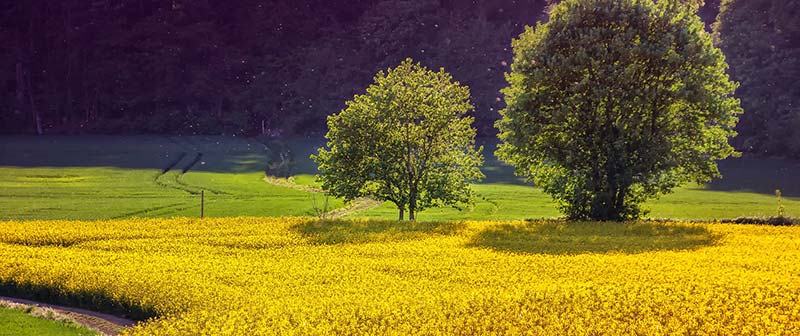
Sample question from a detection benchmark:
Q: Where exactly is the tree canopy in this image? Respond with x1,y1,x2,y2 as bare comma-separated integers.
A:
496,0,741,220
713,0,800,158
313,59,484,220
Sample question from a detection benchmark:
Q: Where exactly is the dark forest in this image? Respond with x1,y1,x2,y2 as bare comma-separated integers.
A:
3,0,798,157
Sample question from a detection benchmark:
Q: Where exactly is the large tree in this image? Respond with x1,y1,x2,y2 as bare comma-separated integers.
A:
713,0,800,158
313,59,484,220
496,0,741,221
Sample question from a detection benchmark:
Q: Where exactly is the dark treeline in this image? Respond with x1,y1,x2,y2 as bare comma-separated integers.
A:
0,0,723,138
0,0,555,136
15,0,800,158
714,0,800,158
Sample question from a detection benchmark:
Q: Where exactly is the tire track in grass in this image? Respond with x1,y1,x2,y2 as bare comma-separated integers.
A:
174,137,281,198
153,154,199,194
173,153,230,196
168,137,232,195
110,202,189,220
182,153,203,174
115,138,197,218
160,152,187,174
151,137,235,217
480,194,500,215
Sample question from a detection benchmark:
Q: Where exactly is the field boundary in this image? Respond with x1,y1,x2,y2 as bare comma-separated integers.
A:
110,202,189,220
324,197,384,218
263,176,321,193
262,176,383,218
0,296,136,336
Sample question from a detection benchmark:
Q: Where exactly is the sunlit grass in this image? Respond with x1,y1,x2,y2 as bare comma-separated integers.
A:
0,136,341,220
354,183,799,221
0,136,797,221
0,306,97,336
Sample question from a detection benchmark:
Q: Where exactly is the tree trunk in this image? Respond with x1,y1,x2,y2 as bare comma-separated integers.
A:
27,72,42,135
27,0,42,135
614,184,628,219
62,0,74,124
216,96,224,121
15,58,25,115
83,77,90,122
408,190,417,221
398,206,405,221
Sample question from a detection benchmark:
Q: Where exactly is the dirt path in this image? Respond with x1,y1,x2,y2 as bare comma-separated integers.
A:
262,176,383,218
263,176,321,193
0,296,137,336
323,197,383,218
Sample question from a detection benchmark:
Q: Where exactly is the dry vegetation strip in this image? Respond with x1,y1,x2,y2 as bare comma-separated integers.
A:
0,218,798,335
0,297,132,335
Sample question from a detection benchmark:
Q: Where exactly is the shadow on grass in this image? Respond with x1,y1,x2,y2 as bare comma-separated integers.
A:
292,219,468,245
469,221,722,255
0,279,157,321
702,157,800,197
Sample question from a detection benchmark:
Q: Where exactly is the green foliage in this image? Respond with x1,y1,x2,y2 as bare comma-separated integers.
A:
776,189,785,217
722,216,798,226
497,0,741,221
713,0,800,158
313,59,484,220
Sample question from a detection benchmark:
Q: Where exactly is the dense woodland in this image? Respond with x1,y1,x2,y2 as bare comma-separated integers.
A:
2,0,797,158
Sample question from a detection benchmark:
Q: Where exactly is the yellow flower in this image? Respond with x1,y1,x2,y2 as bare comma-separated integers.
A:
0,218,797,335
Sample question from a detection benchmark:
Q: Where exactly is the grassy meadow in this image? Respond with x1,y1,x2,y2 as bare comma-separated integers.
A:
0,217,798,334
2,136,796,221
0,306,97,336
1,136,800,334
0,136,343,220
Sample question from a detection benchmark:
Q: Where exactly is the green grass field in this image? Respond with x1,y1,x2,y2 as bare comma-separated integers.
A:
0,307,97,336
0,136,342,220
343,140,800,221
1,136,798,221
0,136,799,334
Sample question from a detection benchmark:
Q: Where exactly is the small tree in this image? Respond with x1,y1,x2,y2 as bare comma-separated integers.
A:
313,58,484,221
496,0,741,221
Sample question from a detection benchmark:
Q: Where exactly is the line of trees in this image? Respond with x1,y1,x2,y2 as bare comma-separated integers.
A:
2,1,796,160
1,1,724,136
713,0,800,158
0,0,555,136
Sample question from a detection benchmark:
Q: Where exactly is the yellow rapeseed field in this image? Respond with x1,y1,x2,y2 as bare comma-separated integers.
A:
0,217,798,335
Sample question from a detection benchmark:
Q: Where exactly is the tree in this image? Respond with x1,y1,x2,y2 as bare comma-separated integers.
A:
313,59,484,220
713,0,800,158
496,0,741,221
